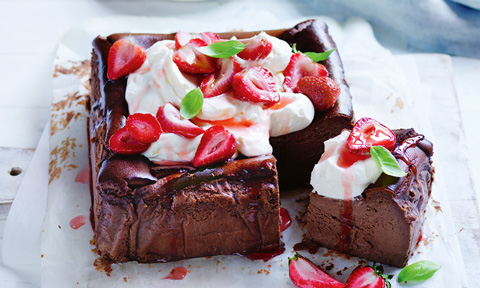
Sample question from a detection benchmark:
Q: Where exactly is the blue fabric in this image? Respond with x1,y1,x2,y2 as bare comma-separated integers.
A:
301,0,480,58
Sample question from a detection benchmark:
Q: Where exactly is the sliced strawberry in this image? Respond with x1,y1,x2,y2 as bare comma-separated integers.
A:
192,125,236,167
107,39,147,80
173,38,216,74
109,127,150,155
346,117,396,156
297,76,340,111
288,253,345,288
345,265,393,288
283,53,328,92
200,57,242,98
156,103,204,138
237,37,273,60
125,113,162,144
231,66,280,107
175,31,220,49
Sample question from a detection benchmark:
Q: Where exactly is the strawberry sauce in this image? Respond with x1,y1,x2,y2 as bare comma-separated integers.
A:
337,145,369,168
280,207,292,232
163,266,187,280
240,246,286,262
339,170,354,252
70,215,86,229
75,167,90,184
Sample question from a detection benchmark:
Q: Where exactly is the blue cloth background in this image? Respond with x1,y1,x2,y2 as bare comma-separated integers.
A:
301,0,480,58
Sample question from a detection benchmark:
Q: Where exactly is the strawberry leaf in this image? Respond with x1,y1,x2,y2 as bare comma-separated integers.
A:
197,40,248,58
180,88,204,119
304,48,336,62
292,43,300,53
370,146,407,177
397,260,441,284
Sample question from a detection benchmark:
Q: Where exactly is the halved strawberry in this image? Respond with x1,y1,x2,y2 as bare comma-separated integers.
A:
346,117,396,156
156,103,204,138
107,39,147,81
288,253,345,288
173,38,216,74
125,113,162,144
237,37,273,60
200,57,242,98
109,127,150,155
192,125,236,167
231,66,280,107
297,76,340,111
345,265,393,288
175,31,220,49
283,53,328,92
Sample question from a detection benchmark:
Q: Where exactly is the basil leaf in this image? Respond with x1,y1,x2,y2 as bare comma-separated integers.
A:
196,40,248,58
292,43,300,53
180,88,203,119
304,48,336,62
397,260,441,284
370,146,407,177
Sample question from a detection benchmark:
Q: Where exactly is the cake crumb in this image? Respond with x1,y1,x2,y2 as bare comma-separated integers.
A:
58,225,61,229
94,257,113,277
123,277,127,283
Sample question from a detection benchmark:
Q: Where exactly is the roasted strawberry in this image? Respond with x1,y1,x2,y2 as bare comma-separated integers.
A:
231,66,280,107
288,253,345,288
347,117,396,156
237,37,273,60
156,103,204,138
107,39,147,80
173,38,216,74
192,125,236,167
125,113,162,144
175,31,220,49
109,127,150,155
297,76,340,111
345,265,393,288
283,53,328,92
200,57,242,98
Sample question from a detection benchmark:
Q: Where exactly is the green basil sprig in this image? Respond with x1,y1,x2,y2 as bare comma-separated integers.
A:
180,88,204,119
291,43,336,62
370,146,407,177
196,40,248,58
397,260,441,284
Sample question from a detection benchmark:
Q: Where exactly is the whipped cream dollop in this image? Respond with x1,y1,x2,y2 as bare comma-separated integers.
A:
310,130,382,200
125,33,315,163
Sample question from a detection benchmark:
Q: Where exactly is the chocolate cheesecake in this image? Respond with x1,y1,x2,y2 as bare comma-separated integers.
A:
305,128,434,267
89,19,354,262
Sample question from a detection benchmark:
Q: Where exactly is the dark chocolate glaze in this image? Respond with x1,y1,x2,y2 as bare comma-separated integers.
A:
306,129,434,267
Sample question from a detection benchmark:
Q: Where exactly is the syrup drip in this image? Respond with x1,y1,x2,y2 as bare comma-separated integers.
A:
393,135,424,175
339,170,354,252
337,145,369,168
240,246,286,262
163,266,187,280
70,215,86,229
280,208,292,232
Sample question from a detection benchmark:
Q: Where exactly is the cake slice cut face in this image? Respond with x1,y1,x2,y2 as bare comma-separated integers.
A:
306,126,434,267
89,20,354,263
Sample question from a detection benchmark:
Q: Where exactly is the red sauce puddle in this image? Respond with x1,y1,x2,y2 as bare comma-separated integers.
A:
280,207,292,232
70,215,86,229
75,167,90,184
240,246,286,262
163,266,187,280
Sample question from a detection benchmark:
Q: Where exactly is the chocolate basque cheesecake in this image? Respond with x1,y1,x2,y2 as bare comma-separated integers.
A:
89,19,354,262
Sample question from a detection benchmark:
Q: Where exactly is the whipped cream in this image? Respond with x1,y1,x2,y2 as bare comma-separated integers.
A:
310,130,382,200
125,33,315,163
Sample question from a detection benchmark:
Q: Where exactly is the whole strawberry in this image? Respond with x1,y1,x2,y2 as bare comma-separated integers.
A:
297,75,340,111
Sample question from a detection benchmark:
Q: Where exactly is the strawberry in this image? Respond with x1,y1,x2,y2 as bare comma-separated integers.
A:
175,31,220,49
237,37,273,60
200,57,242,98
192,125,236,167
231,66,280,107
345,265,393,288
297,76,340,111
107,39,147,81
288,253,345,288
283,53,328,92
125,113,162,144
346,117,396,156
156,103,204,138
109,127,150,155
173,38,216,74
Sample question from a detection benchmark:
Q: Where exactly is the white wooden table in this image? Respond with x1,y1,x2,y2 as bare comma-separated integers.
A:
1,0,479,286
